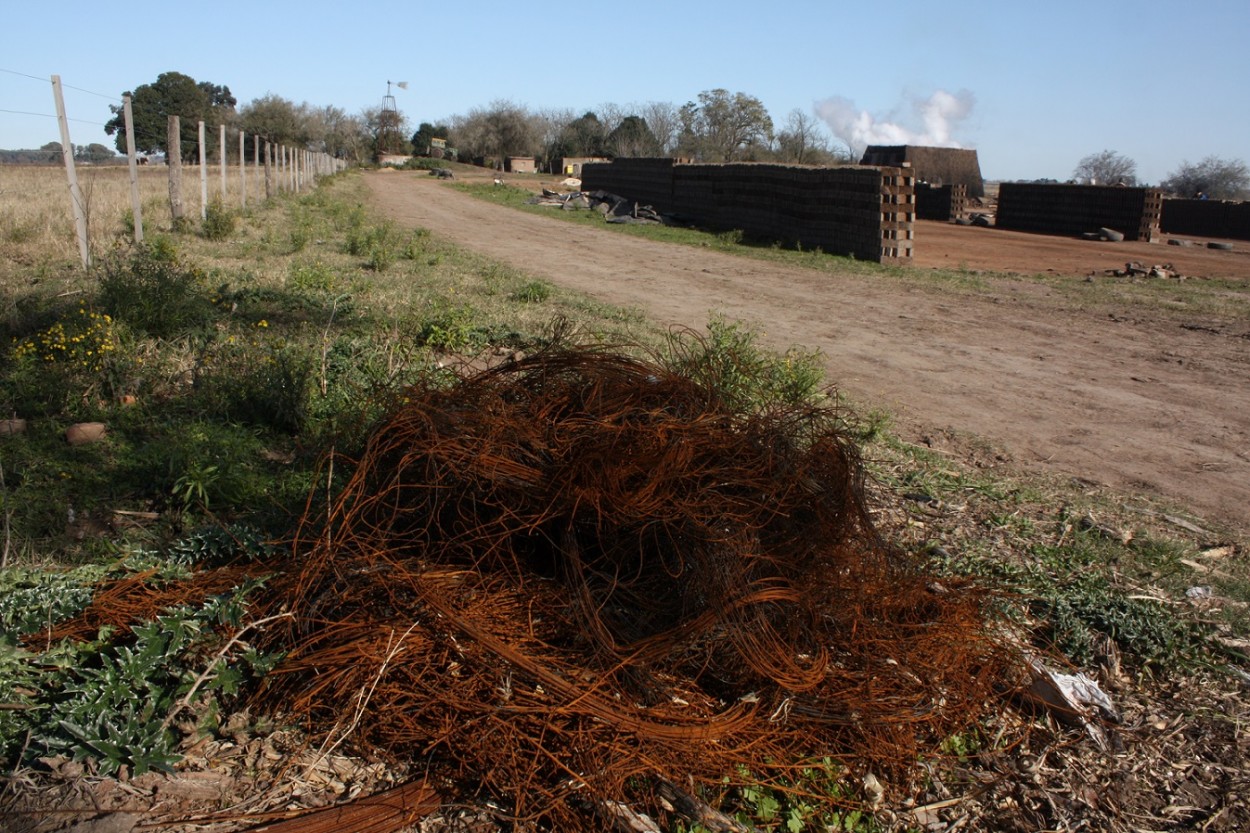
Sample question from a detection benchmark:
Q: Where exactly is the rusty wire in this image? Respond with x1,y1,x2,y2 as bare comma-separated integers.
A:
243,338,1019,828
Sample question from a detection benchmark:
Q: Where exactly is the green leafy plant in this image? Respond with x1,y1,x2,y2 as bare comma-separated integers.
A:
511,280,553,303
201,200,237,241
2,558,278,776
414,303,484,352
98,238,216,338
667,316,827,414
194,337,314,433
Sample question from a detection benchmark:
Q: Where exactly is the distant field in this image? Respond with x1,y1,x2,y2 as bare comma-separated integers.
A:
0,164,259,259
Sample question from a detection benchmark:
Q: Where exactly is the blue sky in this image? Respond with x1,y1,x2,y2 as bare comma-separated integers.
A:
2,0,1246,183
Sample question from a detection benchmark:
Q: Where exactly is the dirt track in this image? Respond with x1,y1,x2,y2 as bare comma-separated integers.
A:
365,171,1250,532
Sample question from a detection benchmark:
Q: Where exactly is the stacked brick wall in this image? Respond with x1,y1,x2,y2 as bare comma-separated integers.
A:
996,183,1162,241
581,158,676,212
581,160,914,262
1160,199,1250,241
915,183,967,221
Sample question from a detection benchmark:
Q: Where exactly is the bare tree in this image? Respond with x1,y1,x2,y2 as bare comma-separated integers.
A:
451,100,540,167
640,101,681,156
775,108,829,165
1160,155,1250,200
594,101,628,138
1072,150,1138,186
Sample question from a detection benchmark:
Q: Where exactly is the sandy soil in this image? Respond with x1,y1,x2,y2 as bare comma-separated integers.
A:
364,171,1250,532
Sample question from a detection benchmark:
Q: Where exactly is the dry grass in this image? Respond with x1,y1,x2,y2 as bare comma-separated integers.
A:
0,164,264,261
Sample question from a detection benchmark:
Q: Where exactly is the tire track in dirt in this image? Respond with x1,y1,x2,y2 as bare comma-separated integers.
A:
365,172,1250,532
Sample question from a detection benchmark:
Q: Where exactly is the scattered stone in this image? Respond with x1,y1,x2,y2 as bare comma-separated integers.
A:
66,422,107,446
0,417,26,437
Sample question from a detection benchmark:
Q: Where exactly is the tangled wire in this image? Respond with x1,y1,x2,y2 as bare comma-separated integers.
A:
248,338,1015,828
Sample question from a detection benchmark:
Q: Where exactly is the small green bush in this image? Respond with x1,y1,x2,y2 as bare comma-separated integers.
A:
414,304,484,352
194,337,314,434
202,200,237,241
98,239,216,339
667,316,827,414
511,280,553,303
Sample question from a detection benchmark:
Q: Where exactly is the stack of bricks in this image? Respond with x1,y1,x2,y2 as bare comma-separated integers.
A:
915,183,968,222
996,183,1163,242
581,160,914,263
580,158,676,212
1161,199,1250,241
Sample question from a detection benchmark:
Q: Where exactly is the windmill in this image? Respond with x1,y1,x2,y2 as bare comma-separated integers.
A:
376,80,409,158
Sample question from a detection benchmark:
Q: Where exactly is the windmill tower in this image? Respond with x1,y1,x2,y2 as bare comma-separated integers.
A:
376,80,408,158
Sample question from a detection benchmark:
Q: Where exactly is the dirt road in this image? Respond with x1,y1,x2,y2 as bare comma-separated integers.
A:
365,172,1250,532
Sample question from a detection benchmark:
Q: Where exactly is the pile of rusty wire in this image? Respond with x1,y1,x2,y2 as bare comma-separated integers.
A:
244,340,1017,828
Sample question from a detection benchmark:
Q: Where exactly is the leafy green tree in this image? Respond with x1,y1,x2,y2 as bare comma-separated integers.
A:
239,94,309,146
75,143,116,163
605,115,660,158
675,89,773,162
1160,155,1250,200
411,122,453,156
546,112,607,163
104,72,236,161
1072,150,1138,186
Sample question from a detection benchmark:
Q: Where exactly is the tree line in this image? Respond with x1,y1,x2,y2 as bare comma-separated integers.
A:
45,69,1250,201
1071,149,1249,200
0,142,119,165
100,71,383,165
417,90,854,170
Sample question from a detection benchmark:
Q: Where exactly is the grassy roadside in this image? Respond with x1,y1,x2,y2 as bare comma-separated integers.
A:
1,166,1247,830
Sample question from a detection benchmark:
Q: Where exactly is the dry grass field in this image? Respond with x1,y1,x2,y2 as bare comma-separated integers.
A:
0,163,265,263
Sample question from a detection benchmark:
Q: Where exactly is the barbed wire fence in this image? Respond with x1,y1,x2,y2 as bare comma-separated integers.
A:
1,68,349,268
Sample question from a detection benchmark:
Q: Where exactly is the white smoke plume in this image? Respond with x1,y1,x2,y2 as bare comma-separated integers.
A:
815,89,975,159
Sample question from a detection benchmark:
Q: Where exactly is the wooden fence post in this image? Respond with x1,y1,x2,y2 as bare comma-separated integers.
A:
123,94,144,243
219,124,227,202
198,120,207,220
264,141,272,199
239,130,246,209
167,116,185,226
50,75,90,269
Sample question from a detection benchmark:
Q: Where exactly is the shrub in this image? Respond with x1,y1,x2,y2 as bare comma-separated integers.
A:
511,280,553,303
202,200,237,241
2,305,123,417
194,337,314,434
666,316,827,414
98,240,216,339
